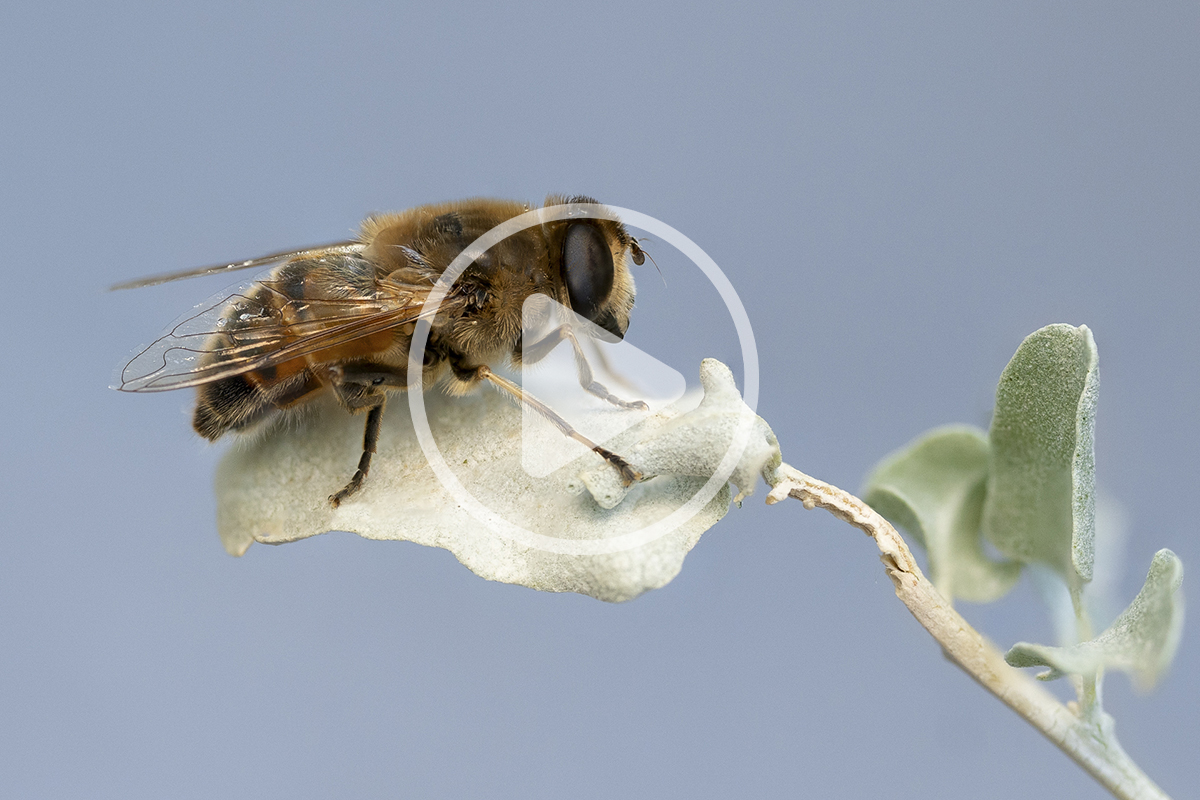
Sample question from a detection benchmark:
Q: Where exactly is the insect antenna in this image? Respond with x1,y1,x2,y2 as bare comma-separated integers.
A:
629,237,666,287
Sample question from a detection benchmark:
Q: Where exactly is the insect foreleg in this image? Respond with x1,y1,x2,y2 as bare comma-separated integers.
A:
519,324,571,364
519,326,649,412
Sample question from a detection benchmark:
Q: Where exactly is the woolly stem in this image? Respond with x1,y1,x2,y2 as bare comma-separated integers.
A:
765,463,1169,800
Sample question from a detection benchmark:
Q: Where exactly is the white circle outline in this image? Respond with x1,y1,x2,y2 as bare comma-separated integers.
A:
405,203,759,556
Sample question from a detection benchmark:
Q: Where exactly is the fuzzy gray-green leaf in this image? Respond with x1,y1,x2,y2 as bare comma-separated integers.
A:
982,324,1098,585
1005,549,1185,690
864,426,1020,603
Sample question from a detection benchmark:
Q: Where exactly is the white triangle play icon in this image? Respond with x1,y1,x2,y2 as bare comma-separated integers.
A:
519,294,687,478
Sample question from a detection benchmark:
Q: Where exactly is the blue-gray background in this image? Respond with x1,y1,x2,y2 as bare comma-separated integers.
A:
2,2,1196,798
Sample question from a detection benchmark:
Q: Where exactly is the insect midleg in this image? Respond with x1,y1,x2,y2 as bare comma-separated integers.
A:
520,325,649,412
472,364,642,486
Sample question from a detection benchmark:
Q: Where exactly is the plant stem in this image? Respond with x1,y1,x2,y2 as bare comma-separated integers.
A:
1069,587,1101,717
765,463,1170,800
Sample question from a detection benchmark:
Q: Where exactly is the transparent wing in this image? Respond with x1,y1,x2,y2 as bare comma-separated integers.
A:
108,241,361,290
116,274,460,392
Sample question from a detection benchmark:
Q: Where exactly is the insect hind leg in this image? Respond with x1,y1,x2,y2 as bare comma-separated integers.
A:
326,364,399,507
328,397,385,507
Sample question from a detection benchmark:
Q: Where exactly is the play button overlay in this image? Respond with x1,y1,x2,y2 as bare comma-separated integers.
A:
520,293,687,478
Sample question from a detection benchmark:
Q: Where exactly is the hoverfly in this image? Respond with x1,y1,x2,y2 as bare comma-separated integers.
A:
115,195,649,505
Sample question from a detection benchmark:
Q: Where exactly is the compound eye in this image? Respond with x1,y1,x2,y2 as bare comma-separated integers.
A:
562,222,614,321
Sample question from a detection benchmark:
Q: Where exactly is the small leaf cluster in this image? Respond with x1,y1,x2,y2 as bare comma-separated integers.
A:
864,325,1183,692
